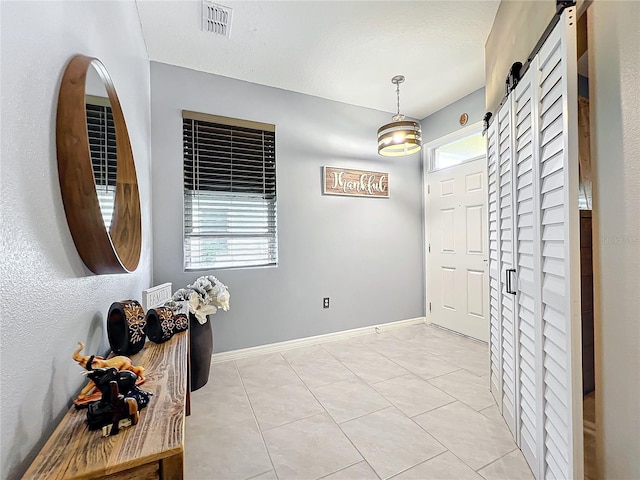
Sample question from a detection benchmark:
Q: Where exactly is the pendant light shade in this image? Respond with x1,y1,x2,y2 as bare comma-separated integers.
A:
378,75,422,157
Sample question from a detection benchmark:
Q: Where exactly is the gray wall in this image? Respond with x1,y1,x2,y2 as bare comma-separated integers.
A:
0,2,152,478
590,3,640,479
150,62,425,353
420,87,486,143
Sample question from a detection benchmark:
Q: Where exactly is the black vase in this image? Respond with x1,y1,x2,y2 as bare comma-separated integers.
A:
189,313,213,391
107,300,146,356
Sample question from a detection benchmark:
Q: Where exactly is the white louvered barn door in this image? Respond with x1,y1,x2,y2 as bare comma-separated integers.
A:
486,116,503,411
532,7,583,479
492,7,582,480
492,97,518,437
512,65,543,479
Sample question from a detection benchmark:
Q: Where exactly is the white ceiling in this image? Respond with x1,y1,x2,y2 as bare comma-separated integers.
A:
137,1,499,119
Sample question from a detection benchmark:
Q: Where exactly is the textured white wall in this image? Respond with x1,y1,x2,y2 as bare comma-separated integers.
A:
590,2,640,479
0,2,152,478
150,62,425,353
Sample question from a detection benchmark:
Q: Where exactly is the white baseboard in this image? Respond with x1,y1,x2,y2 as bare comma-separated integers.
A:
211,317,427,364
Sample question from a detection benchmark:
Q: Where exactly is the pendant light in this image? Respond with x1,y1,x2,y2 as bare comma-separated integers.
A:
377,75,422,157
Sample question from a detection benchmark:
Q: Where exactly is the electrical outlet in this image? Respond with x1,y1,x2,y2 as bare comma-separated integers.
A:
323,297,330,308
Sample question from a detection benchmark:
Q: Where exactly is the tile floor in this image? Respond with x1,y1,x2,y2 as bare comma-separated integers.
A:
185,323,535,480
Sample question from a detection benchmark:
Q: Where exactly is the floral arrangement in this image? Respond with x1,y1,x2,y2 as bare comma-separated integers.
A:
166,275,230,325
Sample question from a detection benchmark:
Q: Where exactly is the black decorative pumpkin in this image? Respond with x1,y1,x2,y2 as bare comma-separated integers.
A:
107,300,146,355
145,307,188,344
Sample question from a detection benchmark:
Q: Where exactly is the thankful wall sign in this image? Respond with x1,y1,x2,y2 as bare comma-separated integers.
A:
323,166,389,198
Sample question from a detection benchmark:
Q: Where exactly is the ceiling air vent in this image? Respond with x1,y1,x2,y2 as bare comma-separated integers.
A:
202,0,233,38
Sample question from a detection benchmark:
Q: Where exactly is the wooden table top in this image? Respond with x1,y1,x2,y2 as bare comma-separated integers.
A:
22,332,188,480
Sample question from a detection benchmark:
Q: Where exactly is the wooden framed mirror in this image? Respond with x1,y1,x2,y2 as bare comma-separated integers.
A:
57,55,141,274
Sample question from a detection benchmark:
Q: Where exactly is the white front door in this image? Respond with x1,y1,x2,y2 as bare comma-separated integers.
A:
426,155,489,341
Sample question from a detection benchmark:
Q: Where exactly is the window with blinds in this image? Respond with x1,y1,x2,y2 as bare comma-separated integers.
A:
182,111,277,270
86,98,116,228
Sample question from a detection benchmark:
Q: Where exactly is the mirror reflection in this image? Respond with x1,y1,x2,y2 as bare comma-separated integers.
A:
85,64,116,229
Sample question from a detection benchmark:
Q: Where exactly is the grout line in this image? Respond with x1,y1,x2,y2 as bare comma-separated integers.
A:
194,322,501,480
407,399,458,419
279,355,381,480
336,405,394,426
473,447,519,473
407,402,493,475
259,410,328,433
245,469,275,480
315,459,380,480
234,359,281,480
385,450,452,479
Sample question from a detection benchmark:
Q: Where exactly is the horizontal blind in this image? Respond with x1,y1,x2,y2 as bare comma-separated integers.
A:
86,102,116,228
183,114,277,270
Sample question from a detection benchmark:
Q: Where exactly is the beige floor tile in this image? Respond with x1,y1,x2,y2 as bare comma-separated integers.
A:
373,374,456,417
423,325,456,337
237,353,304,394
185,323,526,480
403,335,469,356
390,352,461,379
478,449,535,480
340,406,446,479
391,324,441,341
248,382,325,431
248,471,278,480
338,352,409,384
285,347,358,388
478,404,505,424
289,360,358,389
427,369,494,411
189,384,255,430
205,361,244,389
263,413,362,480
281,344,332,363
391,451,483,480
436,348,489,377
312,378,391,423
322,339,376,362
320,461,380,480
236,352,286,368
413,402,517,471
359,332,427,358
185,418,272,480
439,334,488,352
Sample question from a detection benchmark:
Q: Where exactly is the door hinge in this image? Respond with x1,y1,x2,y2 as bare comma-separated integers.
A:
429,302,432,313
428,243,431,253
427,184,431,194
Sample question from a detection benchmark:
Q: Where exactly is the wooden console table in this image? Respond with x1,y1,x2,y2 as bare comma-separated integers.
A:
23,331,188,480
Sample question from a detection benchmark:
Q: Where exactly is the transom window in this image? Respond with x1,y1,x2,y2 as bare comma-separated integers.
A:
182,111,278,270
431,130,486,171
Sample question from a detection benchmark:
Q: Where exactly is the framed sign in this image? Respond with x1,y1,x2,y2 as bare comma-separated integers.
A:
323,166,389,198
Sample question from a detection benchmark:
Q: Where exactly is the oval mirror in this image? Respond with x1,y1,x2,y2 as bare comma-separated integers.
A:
57,55,141,274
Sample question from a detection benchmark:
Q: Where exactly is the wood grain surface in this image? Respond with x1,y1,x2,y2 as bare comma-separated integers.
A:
323,166,389,198
22,332,187,480
57,55,141,274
